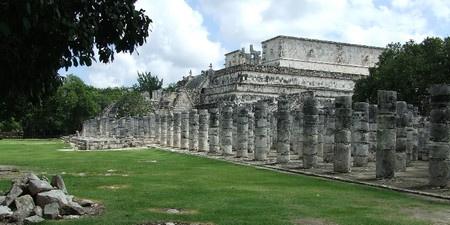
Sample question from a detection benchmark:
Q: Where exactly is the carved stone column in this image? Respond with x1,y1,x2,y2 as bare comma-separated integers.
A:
189,109,199,151
221,105,233,155
198,109,209,152
160,112,167,146
352,102,369,167
181,111,189,150
334,96,352,173
395,101,408,171
237,107,249,158
155,113,161,144
167,111,174,147
277,95,290,163
303,95,319,168
368,104,378,161
248,112,255,154
428,84,450,187
376,90,397,179
254,101,268,161
173,112,181,148
323,105,335,163
208,108,220,154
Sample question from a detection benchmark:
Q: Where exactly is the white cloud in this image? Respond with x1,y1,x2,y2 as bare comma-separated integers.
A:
197,0,437,48
74,0,225,88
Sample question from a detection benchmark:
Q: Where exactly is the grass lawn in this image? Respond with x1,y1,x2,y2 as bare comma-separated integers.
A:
0,139,449,225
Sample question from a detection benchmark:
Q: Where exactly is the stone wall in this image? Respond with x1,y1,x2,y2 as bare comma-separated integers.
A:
261,36,383,75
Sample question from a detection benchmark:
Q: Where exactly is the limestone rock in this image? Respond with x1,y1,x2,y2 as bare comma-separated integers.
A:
51,175,68,194
28,180,53,196
0,205,13,219
24,215,45,224
0,196,5,205
13,195,35,221
61,201,85,215
4,184,23,206
33,206,43,217
43,202,60,219
35,190,69,208
76,199,94,207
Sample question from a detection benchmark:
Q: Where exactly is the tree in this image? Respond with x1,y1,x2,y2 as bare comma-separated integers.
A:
353,37,450,113
115,90,151,118
0,0,152,120
133,71,163,97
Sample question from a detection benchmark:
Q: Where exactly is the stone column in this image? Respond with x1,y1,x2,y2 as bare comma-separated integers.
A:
428,84,450,187
411,106,420,161
221,105,233,155
248,112,255,154
352,102,369,167
149,113,155,143
160,112,167,146
334,96,352,173
198,109,209,152
303,95,319,168
189,109,199,151
181,111,189,150
376,90,397,179
395,101,408,171
208,108,220,154
254,101,268,160
317,111,325,159
155,113,161,144
173,112,181,148
368,104,378,161
294,109,304,158
277,95,291,163
232,108,238,152
237,107,249,158
167,111,174,147
406,104,416,163
323,106,335,163
138,117,145,138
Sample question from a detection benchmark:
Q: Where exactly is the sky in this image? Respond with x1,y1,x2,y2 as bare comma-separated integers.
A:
59,0,450,88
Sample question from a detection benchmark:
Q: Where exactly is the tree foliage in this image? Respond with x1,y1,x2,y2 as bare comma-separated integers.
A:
353,37,450,113
133,71,163,97
0,0,152,120
115,90,151,118
20,75,126,137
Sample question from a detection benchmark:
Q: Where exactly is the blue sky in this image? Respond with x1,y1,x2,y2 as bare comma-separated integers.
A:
59,0,450,88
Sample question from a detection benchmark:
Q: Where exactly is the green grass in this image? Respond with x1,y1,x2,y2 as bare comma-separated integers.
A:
0,139,448,225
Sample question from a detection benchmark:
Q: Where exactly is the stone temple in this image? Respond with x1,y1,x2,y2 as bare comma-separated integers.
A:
152,35,384,110
68,36,450,189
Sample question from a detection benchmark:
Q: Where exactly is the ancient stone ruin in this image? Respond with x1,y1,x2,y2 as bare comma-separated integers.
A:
69,36,449,190
0,173,100,224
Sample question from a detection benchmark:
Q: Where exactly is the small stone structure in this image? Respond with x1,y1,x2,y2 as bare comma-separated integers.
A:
276,95,291,163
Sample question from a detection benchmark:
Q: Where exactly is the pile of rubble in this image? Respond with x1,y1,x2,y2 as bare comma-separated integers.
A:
0,173,100,224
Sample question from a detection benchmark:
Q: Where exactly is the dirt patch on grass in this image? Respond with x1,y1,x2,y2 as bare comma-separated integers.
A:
137,222,215,225
148,208,198,215
293,218,338,225
401,207,450,225
0,165,22,180
98,184,129,190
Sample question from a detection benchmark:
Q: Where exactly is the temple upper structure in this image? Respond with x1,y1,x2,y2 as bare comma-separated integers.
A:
151,35,384,110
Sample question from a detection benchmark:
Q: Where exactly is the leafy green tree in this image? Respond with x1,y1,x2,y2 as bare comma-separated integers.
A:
115,90,151,118
0,0,152,121
353,37,450,113
133,72,163,97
